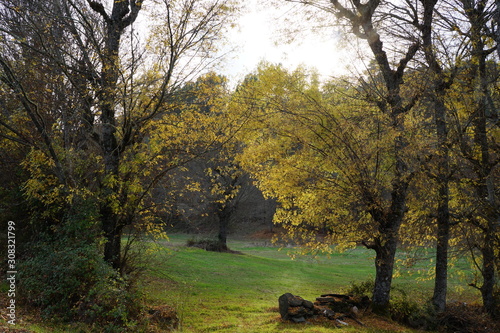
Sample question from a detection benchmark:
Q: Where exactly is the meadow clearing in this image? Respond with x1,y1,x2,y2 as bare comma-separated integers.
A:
140,234,480,333
1,233,484,333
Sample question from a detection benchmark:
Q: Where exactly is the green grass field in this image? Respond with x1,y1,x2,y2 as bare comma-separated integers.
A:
3,234,481,332
140,234,481,333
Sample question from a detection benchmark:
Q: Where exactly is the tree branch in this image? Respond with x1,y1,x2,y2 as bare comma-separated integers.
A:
87,0,110,23
0,56,66,184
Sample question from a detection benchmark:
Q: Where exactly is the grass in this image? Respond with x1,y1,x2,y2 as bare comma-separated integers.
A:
140,234,479,332
2,234,481,332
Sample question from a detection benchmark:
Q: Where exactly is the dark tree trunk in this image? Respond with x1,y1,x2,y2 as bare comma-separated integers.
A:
216,194,238,248
419,0,452,312
433,196,450,311
430,91,450,313
475,111,498,317
330,0,418,313
102,204,123,270
367,161,409,311
464,1,498,315
371,230,399,311
481,231,497,317
217,204,230,247
88,0,142,270
468,2,498,315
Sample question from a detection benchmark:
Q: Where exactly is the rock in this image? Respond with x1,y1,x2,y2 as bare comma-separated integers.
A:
351,305,359,318
291,316,306,323
321,293,351,300
322,308,336,319
316,296,337,303
279,292,370,325
278,293,314,322
278,293,295,319
303,300,314,309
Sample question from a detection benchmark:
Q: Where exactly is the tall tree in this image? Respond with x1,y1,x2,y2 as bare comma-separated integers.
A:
234,63,427,312
418,0,454,312
285,0,422,310
449,0,499,316
0,0,236,270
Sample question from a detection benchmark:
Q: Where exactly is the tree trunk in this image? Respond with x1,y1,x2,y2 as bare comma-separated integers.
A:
329,0,417,313
476,114,498,317
481,230,497,318
419,0,451,312
216,196,238,249
217,204,230,247
433,201,450,312
431,93,451,313
102,204,122,270
368,158,408,311
87,0,141,270
372,230,399,312
469,9,498,315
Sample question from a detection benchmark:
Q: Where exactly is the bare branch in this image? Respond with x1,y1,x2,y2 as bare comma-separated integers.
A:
87,0,110,23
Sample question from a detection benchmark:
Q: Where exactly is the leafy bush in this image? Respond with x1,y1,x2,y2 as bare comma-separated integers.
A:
18,199,142,331
19,235,141,329
389,287,438,329
345,278,375,297
346,278,438,329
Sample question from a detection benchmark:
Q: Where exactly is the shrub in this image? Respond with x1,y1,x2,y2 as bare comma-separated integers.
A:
18,199,142,331
19,235,141,329
345,279,438,329
345,278,375,298
389,287,437,329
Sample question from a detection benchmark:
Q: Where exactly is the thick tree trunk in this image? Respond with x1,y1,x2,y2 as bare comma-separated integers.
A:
471,18,498,316
102,204,123,270
433,204,450,311
431,96,450,313
216,197,238,249
330,0,416,313
100,23,122,268
372,231,399,311
368,156,408,311
476,117,498,317
481,231,497,318
88,0,141,270
420,0,451,312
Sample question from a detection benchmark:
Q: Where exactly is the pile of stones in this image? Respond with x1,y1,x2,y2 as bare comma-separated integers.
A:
278,292,370,326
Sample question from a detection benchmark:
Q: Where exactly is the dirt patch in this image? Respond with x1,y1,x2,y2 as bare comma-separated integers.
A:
146,305,179,331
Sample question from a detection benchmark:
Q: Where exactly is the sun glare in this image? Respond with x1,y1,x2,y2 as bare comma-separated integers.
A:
216,0,351,83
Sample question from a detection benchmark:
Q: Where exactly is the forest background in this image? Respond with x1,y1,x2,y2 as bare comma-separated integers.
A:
0,0,499,331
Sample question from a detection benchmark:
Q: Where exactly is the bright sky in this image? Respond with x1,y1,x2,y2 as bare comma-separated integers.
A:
216,1,352,83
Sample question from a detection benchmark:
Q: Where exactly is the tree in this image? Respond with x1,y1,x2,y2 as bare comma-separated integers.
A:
440,0,499,316
233,63,428,312
281,0,424,310
0,0,236,271
418,0,455,312
162,72,254,249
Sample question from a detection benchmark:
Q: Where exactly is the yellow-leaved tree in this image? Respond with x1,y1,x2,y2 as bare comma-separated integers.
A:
0,0,237,324
0,0,237,269
232,63,426,310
